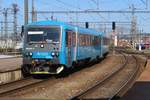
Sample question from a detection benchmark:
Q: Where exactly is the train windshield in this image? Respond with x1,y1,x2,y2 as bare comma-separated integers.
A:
27,27,60,43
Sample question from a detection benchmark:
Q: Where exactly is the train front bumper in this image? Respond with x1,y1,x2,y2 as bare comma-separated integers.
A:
30,65,64,75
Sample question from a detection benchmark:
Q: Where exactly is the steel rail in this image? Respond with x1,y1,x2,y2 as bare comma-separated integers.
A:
70,51,127,100
0,77,50,97
0,68,20,73
0,77,29,86
108,55,140,100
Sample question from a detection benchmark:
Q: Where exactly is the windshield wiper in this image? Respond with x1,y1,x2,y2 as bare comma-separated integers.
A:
52,41,59,44
28,41,43,44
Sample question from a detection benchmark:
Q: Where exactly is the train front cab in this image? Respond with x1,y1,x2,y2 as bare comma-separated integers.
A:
21,25,68,77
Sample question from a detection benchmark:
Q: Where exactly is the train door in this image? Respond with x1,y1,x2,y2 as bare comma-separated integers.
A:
100,34,103,57
99,35,102,57
66,30,73,66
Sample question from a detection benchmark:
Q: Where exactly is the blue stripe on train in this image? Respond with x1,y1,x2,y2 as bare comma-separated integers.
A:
32,52,52,59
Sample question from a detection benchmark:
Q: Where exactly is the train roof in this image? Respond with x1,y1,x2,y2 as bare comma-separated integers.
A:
28,20,68,26
27,21,103,36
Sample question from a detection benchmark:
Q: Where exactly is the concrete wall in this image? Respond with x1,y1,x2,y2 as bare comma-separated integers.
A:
0,70,22,84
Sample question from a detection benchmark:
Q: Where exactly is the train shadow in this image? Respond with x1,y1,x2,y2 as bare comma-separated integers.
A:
121,81,150,100
32,74,52,79
62,57,105,77
33,57,106,79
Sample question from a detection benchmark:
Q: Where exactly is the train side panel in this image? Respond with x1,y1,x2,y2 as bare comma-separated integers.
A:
64,26,103,68
101,33,109,56
76,28,102,62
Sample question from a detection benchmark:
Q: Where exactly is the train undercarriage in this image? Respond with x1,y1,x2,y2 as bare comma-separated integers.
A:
21,63,65,78
21,52,108,78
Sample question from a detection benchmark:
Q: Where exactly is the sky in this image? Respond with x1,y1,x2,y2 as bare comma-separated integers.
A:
0,0,150,33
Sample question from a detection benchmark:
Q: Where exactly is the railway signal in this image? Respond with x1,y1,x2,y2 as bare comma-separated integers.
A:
112,21,116,30
85,22,89,28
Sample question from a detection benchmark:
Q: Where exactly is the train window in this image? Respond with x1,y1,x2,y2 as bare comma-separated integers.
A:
66,31,72,47
81,35,84,46
90,35,92,46
79,34,82,46
92,36,95,45
83,35,86,46
105,37,107,45
83,35,85,46
72,33,76,47
103,37,105,45
66,30,77,47
66,32,68,47
95,36,97,45
103,37,108,45
80,35,82,46
95,36,99,45
99,37,101,45
97,37,99,45
79,34,95,46
81,34,84,46
79,34,85,46
77,35,80,46
91,36,99,46
89,35,91,45
94,36,96,45
84,35,86,46
86,35,88,46
92,36,94,45
85,35,88,46
87,35,90,46
27,27,60,43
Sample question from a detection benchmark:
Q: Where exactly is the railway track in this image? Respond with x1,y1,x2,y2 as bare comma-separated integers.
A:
70,52,139,100
0,68,22,85
0,51,125,99
116,47,149,59
109,55,139,100
0,68,20,73
0,76,53,97
0,51,141,99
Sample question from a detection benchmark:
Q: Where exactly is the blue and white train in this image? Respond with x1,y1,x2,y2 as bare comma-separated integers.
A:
21,21,109,77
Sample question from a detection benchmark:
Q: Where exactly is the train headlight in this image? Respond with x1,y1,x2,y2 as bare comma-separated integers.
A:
51,52,55,57
25,52,32,57
29,52,32,56
40,44,44,48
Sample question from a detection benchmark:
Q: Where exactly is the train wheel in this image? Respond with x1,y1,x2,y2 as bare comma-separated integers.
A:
21,65,30,78
96,56,101,63
103,52,108,58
